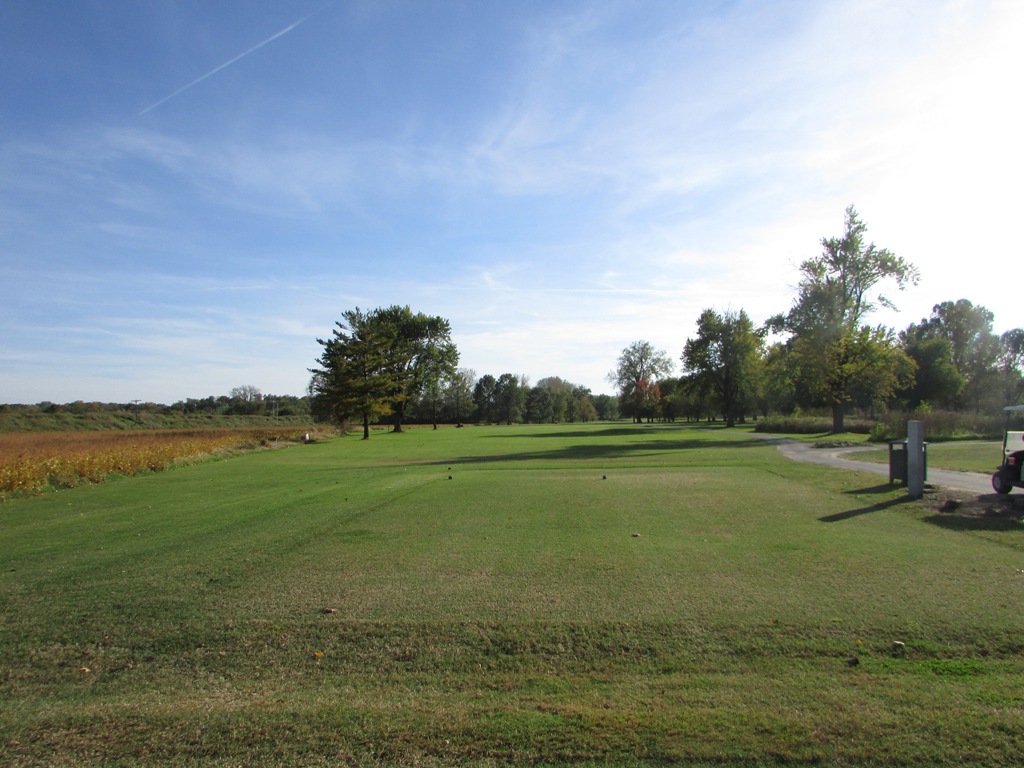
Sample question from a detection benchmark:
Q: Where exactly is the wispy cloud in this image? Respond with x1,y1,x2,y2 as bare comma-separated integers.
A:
4,1,1022,403
139,8,324,115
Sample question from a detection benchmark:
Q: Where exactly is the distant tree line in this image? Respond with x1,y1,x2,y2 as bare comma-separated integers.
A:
1,390,312,418
468,374,615,425
606,206,1024,433
14,206,1022,441
311,209,1023,439
308,305,625,438
173,388,311,417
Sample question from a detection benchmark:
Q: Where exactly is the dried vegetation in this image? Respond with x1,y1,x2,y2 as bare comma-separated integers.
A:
0,427,319,499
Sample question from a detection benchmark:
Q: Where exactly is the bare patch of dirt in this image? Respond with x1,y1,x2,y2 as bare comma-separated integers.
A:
924,487,1024,521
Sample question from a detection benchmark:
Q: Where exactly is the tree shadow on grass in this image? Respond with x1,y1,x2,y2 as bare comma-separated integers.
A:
819,484,915,523
493,425,736,440
423,433,771,467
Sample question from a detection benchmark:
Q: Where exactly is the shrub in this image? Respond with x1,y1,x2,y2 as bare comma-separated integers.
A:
753,415,873,435
871,410,1005,442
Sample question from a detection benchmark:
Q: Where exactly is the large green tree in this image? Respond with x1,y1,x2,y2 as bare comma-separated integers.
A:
755,342,797,417
445,367,476,426
770,205,919,432
998,329,1024,407
495,373,527,425
926,301,997,374
898,324,963,410
523,378,597,424
310,306,456,439
911,300,1001,412
681,308,764,427
592,394,620,421
571,385,598,423
653,377,680,422
833,326,916,415
473,374,497,423
677,375,716,422
524,385,553,424
373,305,458,433
607,340,674,423
309,308,398,439
535,377,572,423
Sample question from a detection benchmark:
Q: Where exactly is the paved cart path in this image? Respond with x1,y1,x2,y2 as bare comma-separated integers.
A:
756,436,996,496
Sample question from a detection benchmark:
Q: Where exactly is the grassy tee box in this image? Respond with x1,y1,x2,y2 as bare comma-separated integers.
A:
2,423,1023,766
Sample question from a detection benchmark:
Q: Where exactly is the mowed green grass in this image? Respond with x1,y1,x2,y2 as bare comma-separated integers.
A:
2,424,1024,766
846,441,1002,474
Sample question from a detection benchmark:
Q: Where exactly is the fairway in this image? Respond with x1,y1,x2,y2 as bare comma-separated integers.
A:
2,423,1023,766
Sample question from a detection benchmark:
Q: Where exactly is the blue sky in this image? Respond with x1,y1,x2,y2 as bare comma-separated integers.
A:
2,0,1021,404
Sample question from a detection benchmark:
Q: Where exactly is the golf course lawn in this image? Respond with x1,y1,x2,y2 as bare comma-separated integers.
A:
2,423,1023,766
843,440,1002,475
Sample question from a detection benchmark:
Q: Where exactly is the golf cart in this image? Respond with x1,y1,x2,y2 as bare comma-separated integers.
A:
992,405,1024,494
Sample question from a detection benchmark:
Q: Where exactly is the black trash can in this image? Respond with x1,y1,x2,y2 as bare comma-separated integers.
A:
888,439,927,485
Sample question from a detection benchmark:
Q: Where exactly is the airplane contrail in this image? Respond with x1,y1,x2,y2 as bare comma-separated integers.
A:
139,10,317,115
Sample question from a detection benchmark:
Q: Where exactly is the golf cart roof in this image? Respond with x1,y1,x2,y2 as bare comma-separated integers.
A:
1005,405,1024,413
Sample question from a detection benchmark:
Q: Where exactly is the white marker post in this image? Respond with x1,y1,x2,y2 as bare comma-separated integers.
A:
907,420,924,499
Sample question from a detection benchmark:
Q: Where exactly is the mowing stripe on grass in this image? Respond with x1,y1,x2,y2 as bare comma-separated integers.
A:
3,423,1024,766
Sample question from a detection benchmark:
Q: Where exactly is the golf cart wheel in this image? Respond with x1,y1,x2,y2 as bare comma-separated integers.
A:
992,471,1013,495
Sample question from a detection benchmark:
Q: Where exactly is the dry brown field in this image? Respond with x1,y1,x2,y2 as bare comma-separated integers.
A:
0,427,315,498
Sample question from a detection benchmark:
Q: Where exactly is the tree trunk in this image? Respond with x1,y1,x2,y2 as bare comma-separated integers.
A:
362,412,371,440
831,403,845,433
393,400,406,433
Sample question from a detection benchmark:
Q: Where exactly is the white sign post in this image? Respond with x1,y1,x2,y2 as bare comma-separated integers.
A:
907,420,924,499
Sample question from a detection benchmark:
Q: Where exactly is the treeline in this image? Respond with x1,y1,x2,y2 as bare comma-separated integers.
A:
0,388,313,432
311,366,620,430
309,307,624,438
172,387,310,417
470,374,619,425
311,209,1023,440
606,207,1023,438
414,372,619,426
27,208,1016,440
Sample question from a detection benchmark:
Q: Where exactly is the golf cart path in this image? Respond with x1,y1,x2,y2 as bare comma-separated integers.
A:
756,436,995,496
